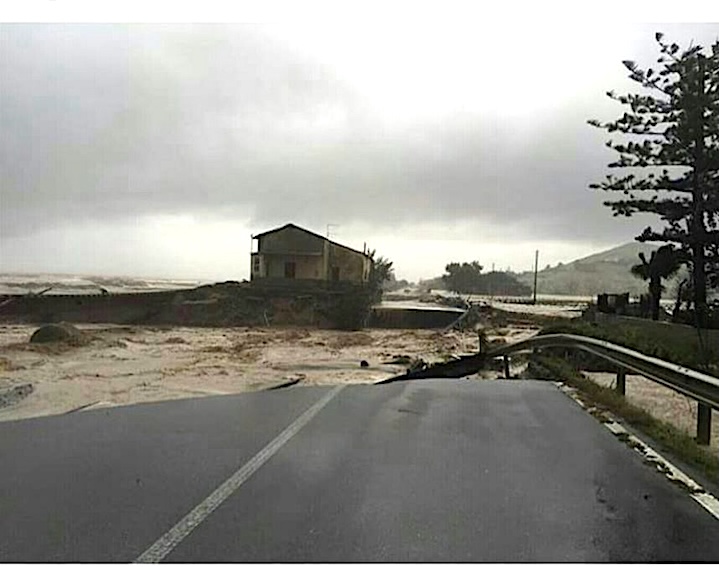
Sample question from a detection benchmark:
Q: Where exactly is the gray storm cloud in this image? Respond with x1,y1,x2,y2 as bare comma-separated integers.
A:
2,22,718,252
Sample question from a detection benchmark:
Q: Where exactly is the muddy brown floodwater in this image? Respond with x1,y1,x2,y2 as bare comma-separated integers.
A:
2,322,714,457
0,324,540,422
583,371,719,451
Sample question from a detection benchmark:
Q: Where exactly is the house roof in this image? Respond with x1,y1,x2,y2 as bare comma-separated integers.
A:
252,223,370,258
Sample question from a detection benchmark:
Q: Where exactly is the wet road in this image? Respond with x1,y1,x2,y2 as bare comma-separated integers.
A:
0,379,717,562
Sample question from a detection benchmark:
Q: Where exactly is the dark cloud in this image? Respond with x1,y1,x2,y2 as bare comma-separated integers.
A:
1,22,718,263
0,24,361,236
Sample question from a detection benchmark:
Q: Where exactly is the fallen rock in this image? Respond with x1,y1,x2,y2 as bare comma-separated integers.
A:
30,323,87,345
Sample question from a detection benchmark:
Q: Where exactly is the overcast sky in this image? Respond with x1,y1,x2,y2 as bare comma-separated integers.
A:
1,3,719,281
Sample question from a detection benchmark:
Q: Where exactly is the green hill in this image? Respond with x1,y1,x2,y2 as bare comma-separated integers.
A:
516,242,686,297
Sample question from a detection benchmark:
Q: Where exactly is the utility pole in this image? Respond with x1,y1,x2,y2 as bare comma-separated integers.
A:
489,262,495,298
532,249,539,305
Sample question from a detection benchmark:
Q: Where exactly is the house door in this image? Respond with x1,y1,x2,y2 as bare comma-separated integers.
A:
331,266,340,281
284,261,296,279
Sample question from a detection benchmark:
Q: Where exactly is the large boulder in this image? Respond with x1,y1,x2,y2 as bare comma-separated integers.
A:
30,322,87,345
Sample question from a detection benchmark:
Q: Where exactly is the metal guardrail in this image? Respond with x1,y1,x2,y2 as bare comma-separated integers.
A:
491,334,719,411
378,333,719,445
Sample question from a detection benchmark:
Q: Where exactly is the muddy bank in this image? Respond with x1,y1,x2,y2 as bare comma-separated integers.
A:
0,282,378,329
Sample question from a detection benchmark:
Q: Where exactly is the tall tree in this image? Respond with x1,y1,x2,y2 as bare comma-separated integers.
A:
589,33,719,326
442,261,484,295
630,244,682,320
441,261,531,296
366,249,394,304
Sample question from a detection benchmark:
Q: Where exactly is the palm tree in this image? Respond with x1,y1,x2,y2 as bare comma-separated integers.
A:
366,249,394,304
630,245,682,320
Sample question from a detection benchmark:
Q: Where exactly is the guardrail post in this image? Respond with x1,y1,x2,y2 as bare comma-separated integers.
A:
503,355,510,380
697,403,712,446
616,368,626,396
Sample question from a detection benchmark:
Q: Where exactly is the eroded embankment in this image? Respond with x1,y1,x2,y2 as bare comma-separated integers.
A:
0,282,377,329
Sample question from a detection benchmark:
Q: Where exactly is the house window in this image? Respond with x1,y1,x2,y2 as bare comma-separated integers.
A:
331,266,340,281
284,261,296,279
253,257,260,273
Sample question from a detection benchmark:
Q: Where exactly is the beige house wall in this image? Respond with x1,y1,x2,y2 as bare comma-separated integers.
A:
327,243,370,283
251,225,371,284
264,254,324,280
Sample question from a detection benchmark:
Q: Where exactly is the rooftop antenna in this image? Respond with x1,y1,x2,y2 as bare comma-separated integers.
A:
326,224,339,239
532,249,539,305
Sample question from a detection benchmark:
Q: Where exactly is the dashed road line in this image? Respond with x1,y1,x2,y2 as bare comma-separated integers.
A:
134,385,346,563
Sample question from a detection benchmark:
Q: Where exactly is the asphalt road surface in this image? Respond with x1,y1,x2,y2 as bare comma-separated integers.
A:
1,379,718,562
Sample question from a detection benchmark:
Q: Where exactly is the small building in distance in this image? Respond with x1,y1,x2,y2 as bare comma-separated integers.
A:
251,223,372,285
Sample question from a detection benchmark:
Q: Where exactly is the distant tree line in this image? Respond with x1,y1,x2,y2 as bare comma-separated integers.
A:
441,261,531,296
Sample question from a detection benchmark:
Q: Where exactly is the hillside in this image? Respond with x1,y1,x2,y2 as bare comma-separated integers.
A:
516,242,686,297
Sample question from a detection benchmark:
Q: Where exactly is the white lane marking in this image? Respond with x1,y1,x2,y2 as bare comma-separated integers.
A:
692,492,719,518
134,385,346,563
604,421,626,436
556,382,719,522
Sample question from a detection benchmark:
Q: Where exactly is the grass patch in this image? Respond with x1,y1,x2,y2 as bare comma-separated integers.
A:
527,354,719,480
540,319,719,376
490,308,568,328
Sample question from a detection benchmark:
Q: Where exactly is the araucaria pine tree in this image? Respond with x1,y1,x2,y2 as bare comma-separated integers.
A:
589,33,719,326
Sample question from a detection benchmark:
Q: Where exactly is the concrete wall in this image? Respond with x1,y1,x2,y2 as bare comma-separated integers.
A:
327,242,370,283
369,307,462,329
